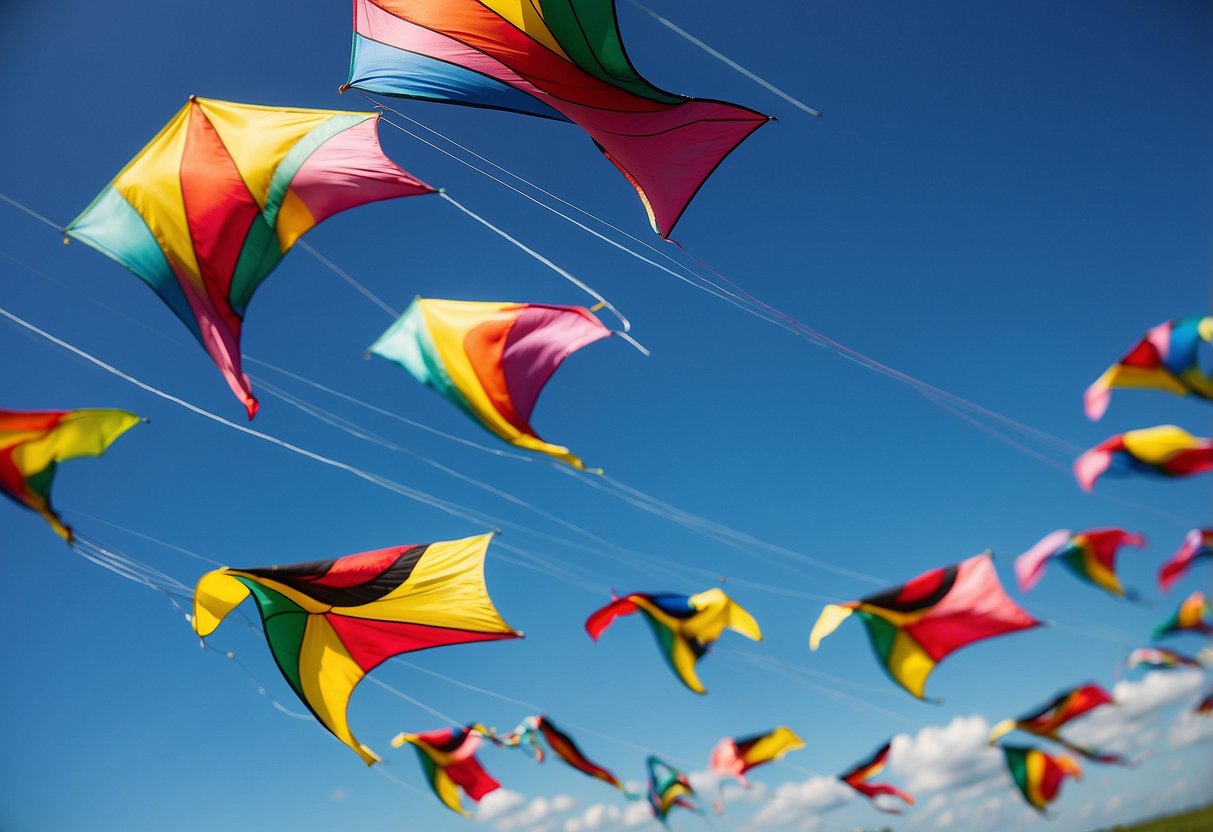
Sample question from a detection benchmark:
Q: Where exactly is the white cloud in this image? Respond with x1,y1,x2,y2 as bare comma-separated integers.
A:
1065,669,1205,758
477,789,527,823
741,775,853,831
482,792,577,832
890,714,1005,797
1168,711,1213,749
562,802,621,832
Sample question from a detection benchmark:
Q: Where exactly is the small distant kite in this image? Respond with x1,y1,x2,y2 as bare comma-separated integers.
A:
1196,693,1213,716
1159,529,1213,593
345,0,772,238
1153,591,1213,640
0,408,140,541
392,725,500,816
838,741,914,813
491,715,631,795
369,298,611,469
67,97,436,417
586,589,762,694
710,726,804,787
646,755,700,825
1126,647,1203,671
1014,528,1145,598
989,684,1125,765
1085,316,1213,420
1074,425,1213,491
1001,745,1082,813
810,553,1040,699
192,534,520,764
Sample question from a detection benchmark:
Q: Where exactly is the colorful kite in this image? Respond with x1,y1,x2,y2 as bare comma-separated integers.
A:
370,298,611,469
810,554,1040,699
1126,647,1203,671
646,756,700,825
1159,529,1213,593
495,715,631,794
586,589,762,694
191,534,519,764
344,0,771,238
67,97,436,417
1196,693,1213,716
1001,745,1082,813
1153,591,1213,640
1085,315,1213,420
1074,425,1213,491
0,408,140,541
989,684,1125,765
839,741,914,813
1014,528,1146,598
710,726,804,787
392,725,500,816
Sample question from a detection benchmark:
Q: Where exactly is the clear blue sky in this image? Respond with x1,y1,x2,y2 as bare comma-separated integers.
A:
0,2,1209,831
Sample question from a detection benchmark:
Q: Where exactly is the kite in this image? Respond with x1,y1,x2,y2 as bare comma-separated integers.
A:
809,553,1040,699
1085,315,1213,420
1159,529,1213,593
1196,693,1213,716
1074,425,1213,491
838,741,914,813
646,756,700,825
67,97,436,418
1014,528,1146,598
709,726,804,787
1153,591,1213,640
344,0,772,238
586,588,762,694
369,298,611,469
989,684,1125,765
1001,745,1082,813
392,725,500,816
492,715,631,795
1126,647,1203,671
0,408,140,541
191,533,520,764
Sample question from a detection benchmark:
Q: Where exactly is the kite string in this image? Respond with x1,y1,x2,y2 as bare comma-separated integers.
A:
296,239,399,318
0,192,64,232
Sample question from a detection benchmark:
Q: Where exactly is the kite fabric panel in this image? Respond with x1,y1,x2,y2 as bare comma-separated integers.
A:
344,0,772,238
0,408,140,541
646,755,700,825
1001,745,1082,813
1085,315,1213,420
191,534,520,764
809,553,1040,700
391,725,500,816
1073,425,1213,491
709,726,804,787
1014,528,1146,598
1159,529,1213,593
369,298,611,469
1196,693,1213,716
988,684,1125,765
528,715,631,794
67,97,436,418
838,741,914,813
1126,647,1203,671
1152,592,1213,640
586,588,762,694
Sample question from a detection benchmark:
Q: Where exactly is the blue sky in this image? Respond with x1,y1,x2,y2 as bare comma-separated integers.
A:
0,2,1209,831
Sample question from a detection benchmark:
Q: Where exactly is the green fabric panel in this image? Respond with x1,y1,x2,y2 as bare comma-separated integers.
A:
858,610,897,664
640,611,679,672
227,216,282,315
540,0,682,103
242,579,308,700
25,462,56,503
1004,747,1029,791
1060,550,1092,583
263,115,367,229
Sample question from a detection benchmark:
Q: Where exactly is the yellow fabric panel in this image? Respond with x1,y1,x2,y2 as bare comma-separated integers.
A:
479,0,569,59
1121,424,1203,464
392,735,468,815
297,615,380,765
195,98,349,209
335,534,518,636
1102,365,1188,396
9,410,139,475
686,588,762,642
988,719,1017,744
274,187,317,252
217,572,334,615
192,571,253,637
1024,749,1047,808
885,630,934,699
809,604,855,650
1181,365,1213,397
747,726,805,763
114,104,202,290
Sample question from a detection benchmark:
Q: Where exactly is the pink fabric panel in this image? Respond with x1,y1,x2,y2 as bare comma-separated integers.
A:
1074,447,1114,491
709,739,745,783
1146,321,1172,361
1015,529,1071,592
289,118,434,226
502,305,610,425
178,274,258,417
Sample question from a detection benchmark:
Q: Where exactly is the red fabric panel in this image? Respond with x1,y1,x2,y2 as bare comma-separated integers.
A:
327,614,516,673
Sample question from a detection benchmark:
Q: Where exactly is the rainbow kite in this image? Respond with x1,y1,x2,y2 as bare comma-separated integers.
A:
1153,591,1213,640
839,741,914,813
1196,693,1213,716
710,726,804,787
370,298,611,469
0,408,140,541
67,97,436,417
586,589,762,694
1001,745,1082,813
1159,529,1213,593
494,715,630,794
1014,528,1145,598
810,554,1040,699
192,534,519,764
1074,425,1213,491
1126,647,1203,671
344,0,771,238
989,684,1124,764
646,756,700,825
392,725,500,816
1085,315,1213,420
